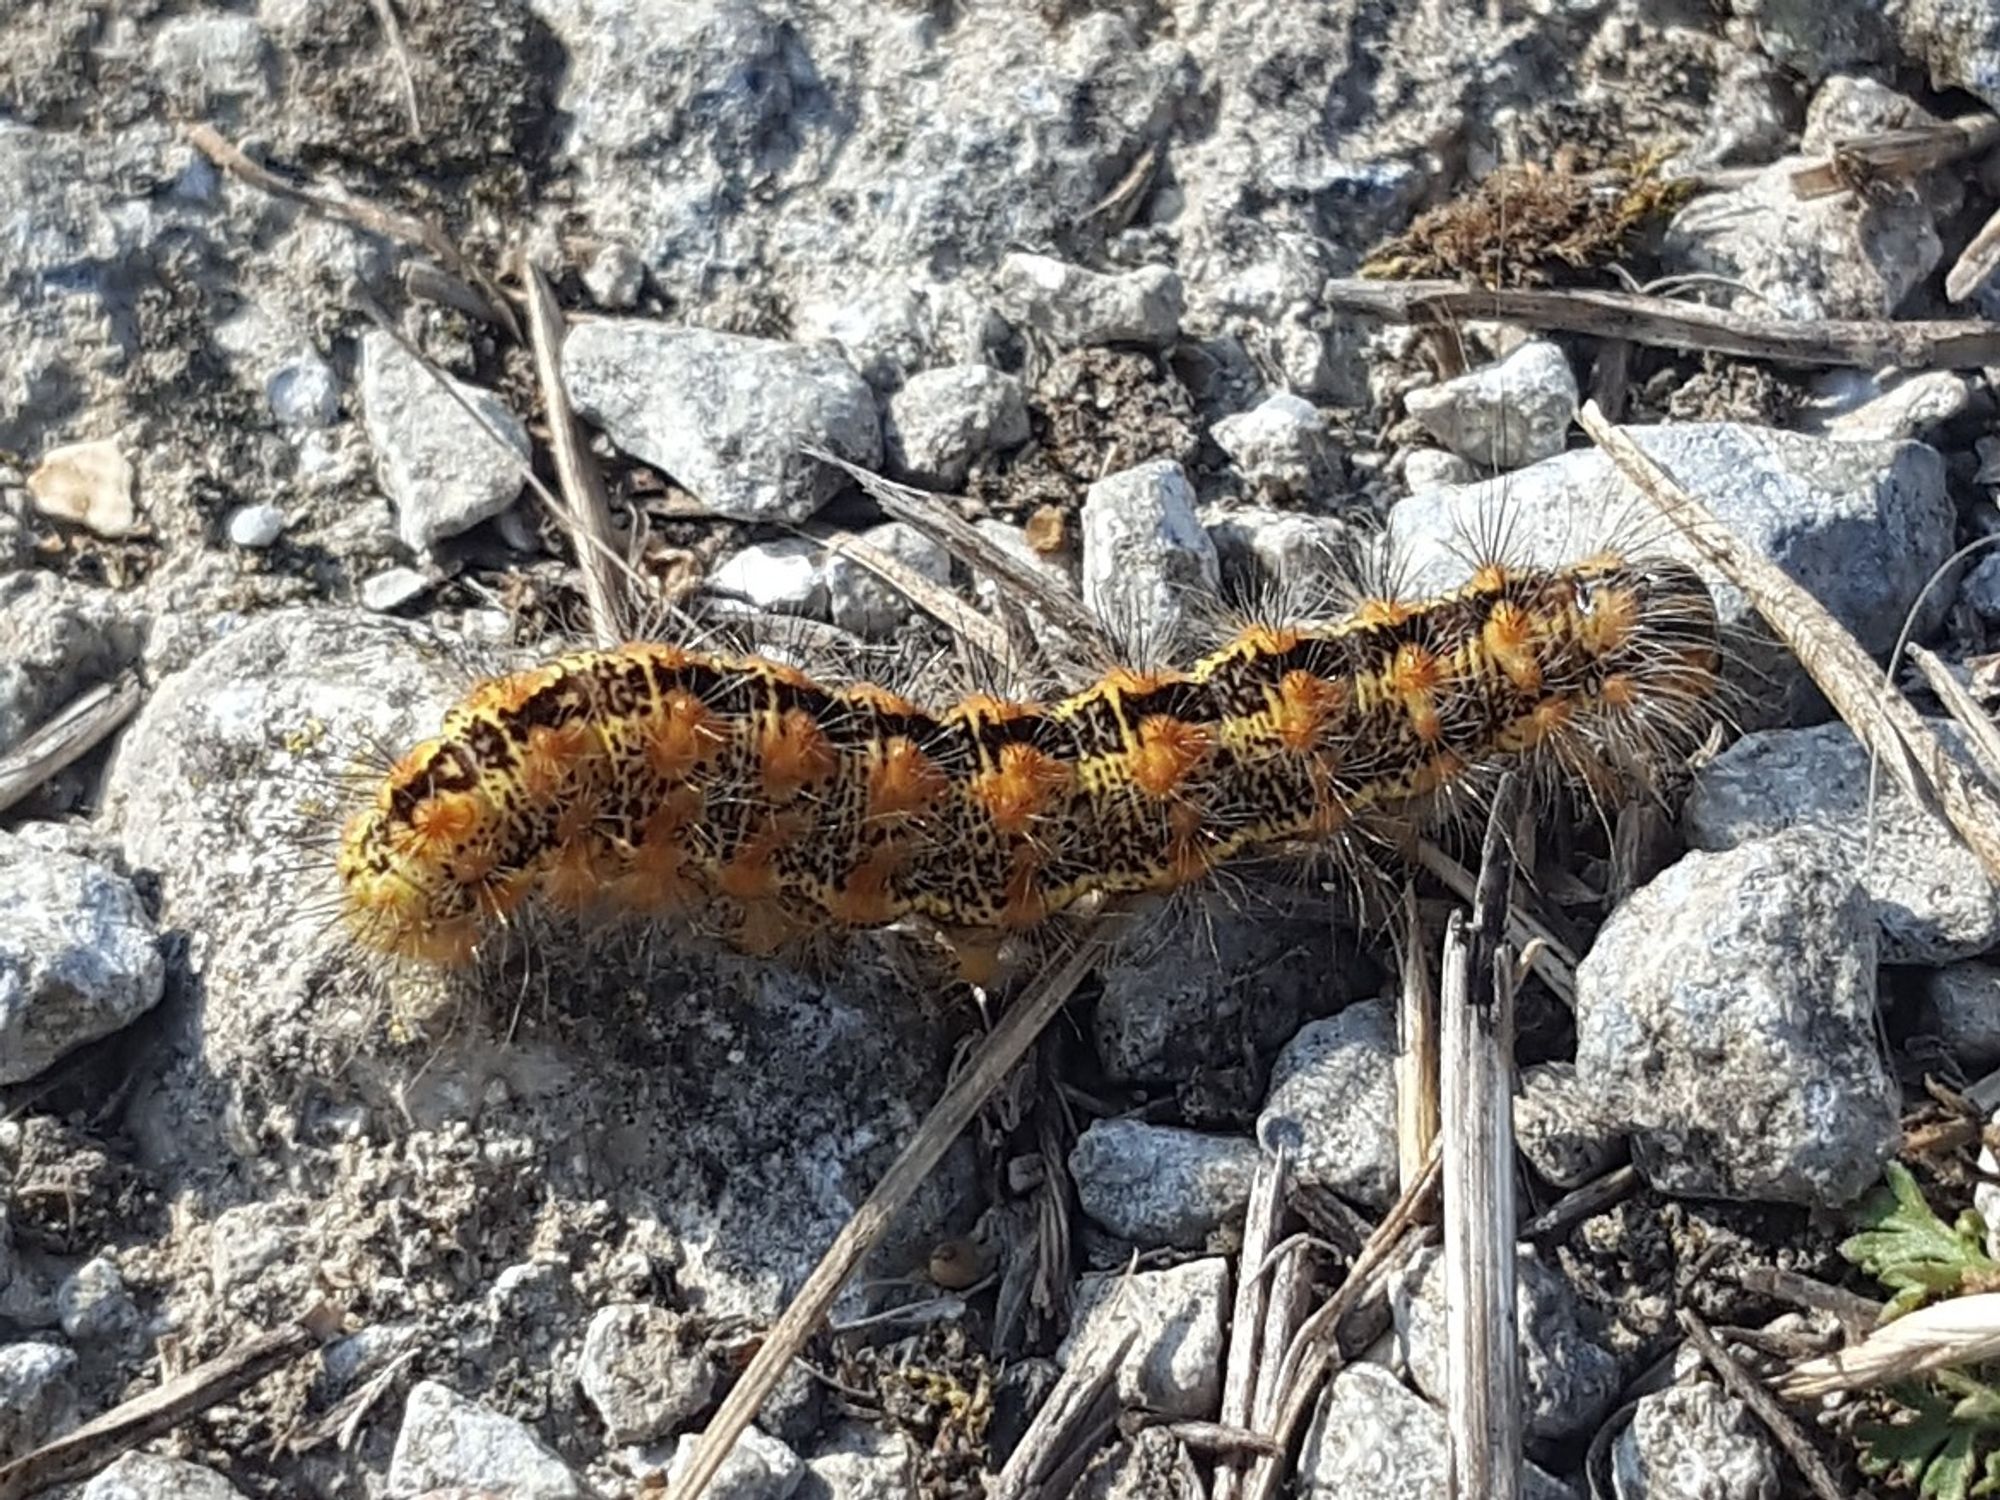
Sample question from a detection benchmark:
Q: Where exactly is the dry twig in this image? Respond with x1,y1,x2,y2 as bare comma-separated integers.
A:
0,674,144,817
1681,1310,1847,1500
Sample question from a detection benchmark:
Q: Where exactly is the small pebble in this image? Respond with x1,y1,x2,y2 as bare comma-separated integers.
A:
1080,459,1219,651
359,565,432,613
584,241,647,309
1612,1383,1779,1500
664,1426,803,1499
358,331,529,553
82,1452,246,1500
884,364,1030,490
225,503,285,549
56,1255,138,1344
27,439,138,539
578,1302,719,1446
1068,1119,1259,1250
1404,339,1578,469
995,253,1183,349
1060,1258,1229,1420
0,1340,78,1464
1921,962,2000,1070
1210,392,1335,500
823,520,951,637
708,539,828,618
388,1379,585,1498
266,355,340,429
1514,1062,1625,1189
1257,999,1400,1210
0,831,164,1086
1576,830,1898,1205
1403,447,1478,490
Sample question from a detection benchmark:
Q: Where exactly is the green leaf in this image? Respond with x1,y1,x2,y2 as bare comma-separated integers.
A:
1840,1163,1999,1315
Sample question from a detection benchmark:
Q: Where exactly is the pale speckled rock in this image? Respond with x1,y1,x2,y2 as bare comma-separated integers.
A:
666,1426,804,1500
584,241,646,310
225,502,285,549
1210,392,1335,500
0,572,148,753
358,565,432,613
1807,368,1972,443
1962,554,2000,622
1575,831,1898,1206
1061,1258,1228,1420
1683,721,2000,965
1515,1062,1625,1190
0,831,164,1085
578,1302,719,1446
1386,423,1953,725
82,1452,246,1500
801,1423,917,1500
823,520,952,638
27,438,138,539
1394,1243,1620,1446
1297,1363,1576,1500
708,538,828,618
388,1379,585,1498
995,253,1183,350
1069,1119,1259,1250
358,331,529,553
1204,508,1351,597
1080,459,1219,652
1403,339,1578,469
1612,1383,1779,1500
1402,448,1478,490
148,13,273,113
0,1340,77,1464
1257,1000,1399,1210
884,365,1030,490
1921,963,2000,1069
266,352,340,429
56,1254,138,1344
561,320,882,524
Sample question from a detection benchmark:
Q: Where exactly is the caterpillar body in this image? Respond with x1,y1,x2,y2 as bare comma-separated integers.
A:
335,549,1726,978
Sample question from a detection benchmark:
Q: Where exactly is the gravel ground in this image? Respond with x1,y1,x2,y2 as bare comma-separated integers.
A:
8,2,2000,1497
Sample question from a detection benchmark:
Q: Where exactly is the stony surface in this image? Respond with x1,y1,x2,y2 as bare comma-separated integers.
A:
0,1339,78,1464
1575,831,1899,1205
1068,1119,1259,1250
577,1302,719,1446
0,571,148,753
1257,999,1400,1210
1612,1383,1780,1500
358,331,529,555
1515,1062,1625,1190
799,1422,917,1499
562,321,882,524
1395,1244,1620,1448
821,520,952,639
1684,721,2000,965
1079,458,1219,655
1403,339,1578,469
664,1426,803,1499
1060,1258,1228,1421
0,829,164,1085
885,365,1031,491
1921,963,2000,1070
995,254,1184,350
1211,392,1337,501
708,538,829,618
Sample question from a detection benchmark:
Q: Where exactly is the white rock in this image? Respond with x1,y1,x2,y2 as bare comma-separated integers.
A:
27,439,138,539
584,241,646,309
1069,1119,1260,1249
266,354,340,429
359,565,432,613
0,1341,77,1465
1612,1383,1779,1500
823,521,951,637
578,1302,719,1446
885,364,1030,489
708,539,827,617
1080,459,1219,652
226,503,285,548
1211,392,1334,499
1403,339,1578,469
995,253,1183,349
388,1380,585,1498
1061,1258,1229,1420
666,1426,804,1499
1402,447,1477,490
83,1452,245,1500
1257,1000,1400,1209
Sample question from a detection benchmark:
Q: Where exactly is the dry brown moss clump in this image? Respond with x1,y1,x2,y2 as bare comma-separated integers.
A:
1361,150,1694,289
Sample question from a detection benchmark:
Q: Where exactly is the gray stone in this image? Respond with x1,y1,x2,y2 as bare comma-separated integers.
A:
0,572,148,753
1061,1258,1229,1420
358,331,529,553
266,354,340,429
1080,459,1220,653
226,502,285,549
1684,721,2000,965
562,320,882,524
1297,1363,1575,1500
149,13,273,113
578,1302,720,1446
1203,508,1357,608
585,241,646,310
358,565,432,613
1515,1062,1625,1190
1403,339,1578,469
1069,1119,1259,1250
1809,369,1972,443
1394,1243,1620,1447
208,1201,301,1295
0,831,164,1085
708,539,829,617
1964,554,2000,623
1575,831,1898,1206
82,1452,246,1500
56,1254,138,1344
1922,963,2000,1069
1386,423,1953,725
1897,1,2000,110
666,1426,804,1499
1402,448,1478,490
1211,392,1336,500
1612,1383,1779,1500
995,253,1184,350
1662,158,1940,321
0,1340,77,1464
387,1379,585,1498
823,521,952,638
800,1423,917,1500
884,364,1030,489
1257,1000,1399,1210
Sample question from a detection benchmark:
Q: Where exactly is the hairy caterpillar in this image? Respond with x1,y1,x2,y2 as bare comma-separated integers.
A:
334,547,1726,980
